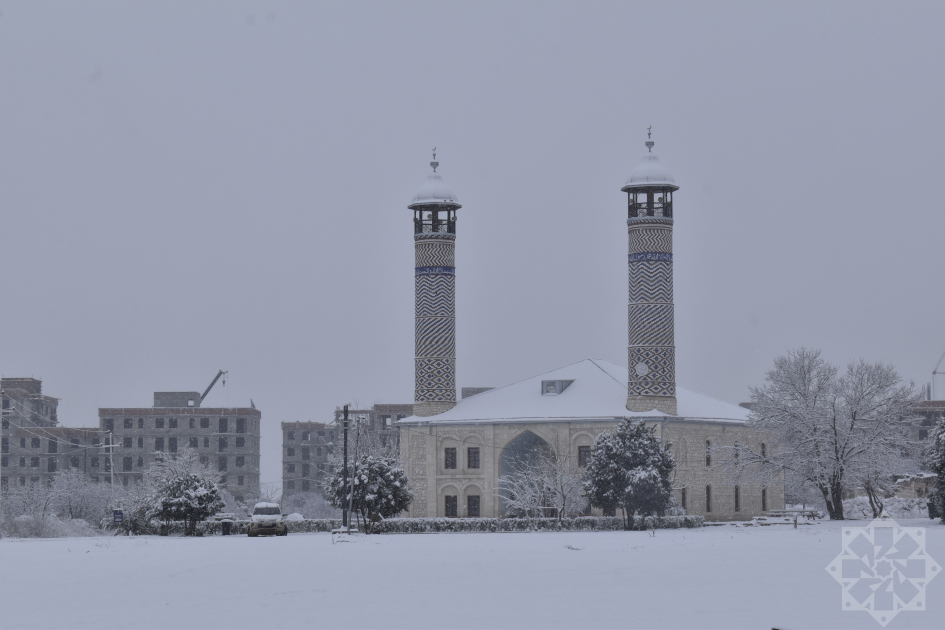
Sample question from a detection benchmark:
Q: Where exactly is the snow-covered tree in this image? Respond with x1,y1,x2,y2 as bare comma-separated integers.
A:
52,468,111,522
583,419,675,528
146,448,224,535
324,455,412,533
740,348,921,520
928,418,945,523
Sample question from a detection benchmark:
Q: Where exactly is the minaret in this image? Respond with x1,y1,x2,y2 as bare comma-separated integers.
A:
623,129,679,415
410,150,460,417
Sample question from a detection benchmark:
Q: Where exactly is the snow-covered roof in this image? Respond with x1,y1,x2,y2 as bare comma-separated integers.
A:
409,172,461,208
622,153,678,191
398,358,748,425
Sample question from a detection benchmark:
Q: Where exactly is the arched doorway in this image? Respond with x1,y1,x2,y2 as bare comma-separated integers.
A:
498,430,553,515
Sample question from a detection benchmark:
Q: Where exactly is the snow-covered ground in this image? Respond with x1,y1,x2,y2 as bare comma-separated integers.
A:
1,520,942,629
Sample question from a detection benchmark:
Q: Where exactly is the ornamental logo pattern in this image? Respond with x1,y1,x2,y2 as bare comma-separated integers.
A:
826,515,940,627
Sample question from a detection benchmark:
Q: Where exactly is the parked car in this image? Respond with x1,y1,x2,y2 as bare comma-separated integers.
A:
248,502,288,537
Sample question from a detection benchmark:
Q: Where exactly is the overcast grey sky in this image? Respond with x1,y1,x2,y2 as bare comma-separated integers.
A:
2,1,944,489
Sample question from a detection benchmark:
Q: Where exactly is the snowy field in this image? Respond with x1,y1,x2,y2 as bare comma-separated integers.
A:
1,520,943,630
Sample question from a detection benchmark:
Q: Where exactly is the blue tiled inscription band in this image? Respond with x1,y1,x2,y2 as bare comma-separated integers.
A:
415,266,455,276
629,253,672,262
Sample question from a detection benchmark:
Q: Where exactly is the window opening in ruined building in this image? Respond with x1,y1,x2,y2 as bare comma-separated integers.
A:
1,419,7,430
124,418,133,429
169,437,177,453
19,438,25,448
287,463,295,473
169,418,178,429
203,437,209,448
734,485,740,512
706,485,712,512
468,495,481,517
467,447,480,469
236,437,245,448
705,441,711,467
445,495,458,517
123,457,132,472
287,431,296,441
48,458,57,473
445,448,457,469
138,418,144,429
91,457,99,468
155,438,164,452
19,457,25,467
155,418,165,429
1,457,7,468
287,447,295,457
70,457,79,468
219,418,228,433
71,438,79,449
762,487,767,512
31,438,40,449
200,418,209,429
104,419,114,432
578,445,590,468
236,418,247,434
302,464,310,477
219,437,227,452
316,447,322,457
189,437,198,448
218,457,227,472
189,418,195,429
302,431,310,441
302,448,310,460
138,437,143,448
137,457,143,467
302,479,310,491
238,475,244,486
287,480,295,489
124,437,132,449
0,438,7,454
920,429,929,441
236,456,245,467
761,442,767,459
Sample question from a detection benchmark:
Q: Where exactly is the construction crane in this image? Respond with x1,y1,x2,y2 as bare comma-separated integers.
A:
200,370,228,403
933,351,945,401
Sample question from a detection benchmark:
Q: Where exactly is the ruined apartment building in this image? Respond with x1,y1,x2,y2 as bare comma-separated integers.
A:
281,403,412,498
1,378,109,489
98,391,261,503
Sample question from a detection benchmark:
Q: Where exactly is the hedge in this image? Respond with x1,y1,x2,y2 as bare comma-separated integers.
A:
110,515,702,536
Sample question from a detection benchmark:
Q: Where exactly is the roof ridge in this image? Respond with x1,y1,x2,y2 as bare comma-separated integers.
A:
586,358,630,393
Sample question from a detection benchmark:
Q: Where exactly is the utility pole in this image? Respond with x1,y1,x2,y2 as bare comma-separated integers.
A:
347,415,361,534
107,432,116,494
342,405,348,528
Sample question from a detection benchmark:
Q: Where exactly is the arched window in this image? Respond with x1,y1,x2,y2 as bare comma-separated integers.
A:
705,440,711,467
734,485,740,512
681,487,687,510
705,485,712,513
762,487,767,512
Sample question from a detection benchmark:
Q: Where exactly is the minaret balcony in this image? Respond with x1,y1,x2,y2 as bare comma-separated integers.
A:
414,217,456,234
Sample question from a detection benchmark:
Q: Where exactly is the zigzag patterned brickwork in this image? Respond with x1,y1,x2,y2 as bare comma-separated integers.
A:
628,227,673,255
415,275,455,317
627,304,674,346
415,242,455,267
415,318,456,356
628,262,673,304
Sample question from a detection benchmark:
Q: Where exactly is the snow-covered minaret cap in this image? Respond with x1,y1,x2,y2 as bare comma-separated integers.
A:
409,148,462,209
622,127,679,192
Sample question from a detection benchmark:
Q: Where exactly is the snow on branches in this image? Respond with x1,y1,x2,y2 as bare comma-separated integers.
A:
583,418,675,529
324,455,413,533
741,348,922,520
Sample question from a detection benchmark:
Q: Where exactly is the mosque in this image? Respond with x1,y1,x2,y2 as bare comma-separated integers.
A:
397,137,784,521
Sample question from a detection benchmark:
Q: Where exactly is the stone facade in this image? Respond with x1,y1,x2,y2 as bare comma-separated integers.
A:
281,421,334,497
400,418,784,521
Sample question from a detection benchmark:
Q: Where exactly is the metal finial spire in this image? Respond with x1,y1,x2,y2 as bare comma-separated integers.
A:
430,147,439,172
645,127,654,153
647,126,652,139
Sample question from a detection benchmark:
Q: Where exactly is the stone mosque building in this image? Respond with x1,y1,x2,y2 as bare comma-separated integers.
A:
398,138,784,521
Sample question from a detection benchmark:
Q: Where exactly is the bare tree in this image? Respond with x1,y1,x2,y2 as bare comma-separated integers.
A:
496,439,586,523
729,349,921,520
